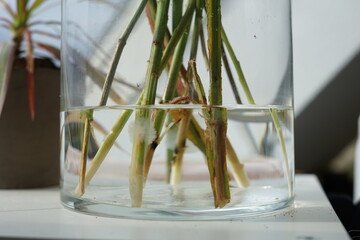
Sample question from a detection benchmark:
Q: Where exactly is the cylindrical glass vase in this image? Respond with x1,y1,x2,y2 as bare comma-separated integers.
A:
60,0,294,220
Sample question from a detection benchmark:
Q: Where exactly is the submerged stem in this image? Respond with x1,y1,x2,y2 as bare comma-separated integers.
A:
170,109,192,185
78,110,93,196
205,0,230,208
167,0,204,184
74,99,138,196
129,111,149,207
73,0,291,211
144,0,195,185
168,98,249,189
226,138,249,188
76,0,148,197
221,25,291,195
191,59,249,188
270,108,292,197
130,0,170,207
144,117,180,182
205,108,230,208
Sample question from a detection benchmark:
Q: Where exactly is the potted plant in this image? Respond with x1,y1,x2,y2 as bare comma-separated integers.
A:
0,0,61,188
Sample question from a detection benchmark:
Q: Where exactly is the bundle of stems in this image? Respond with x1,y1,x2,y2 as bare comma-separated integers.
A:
74,0,290,208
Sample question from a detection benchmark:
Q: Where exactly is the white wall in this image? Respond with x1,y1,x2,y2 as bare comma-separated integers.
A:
292,0,360,114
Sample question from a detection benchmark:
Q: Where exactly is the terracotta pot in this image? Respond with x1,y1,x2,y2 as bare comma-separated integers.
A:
0,59,60,188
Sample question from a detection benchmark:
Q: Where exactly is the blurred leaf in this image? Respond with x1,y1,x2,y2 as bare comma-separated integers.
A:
32,30,60,40
32,1,60,16
0,23,10,30
0,16,11,25
16,0,29,24
68,21,111,59
35,42,60,60
78,0,126,11
0,42,15,115
28,0,46,14
25,29,35,120
0,0,15,19
67,46,126,105
28,20,60,27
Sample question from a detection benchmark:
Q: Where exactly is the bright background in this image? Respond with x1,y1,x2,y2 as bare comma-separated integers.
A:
1,0,360,115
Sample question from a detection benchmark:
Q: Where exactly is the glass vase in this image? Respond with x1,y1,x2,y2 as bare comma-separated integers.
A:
60,0,294,220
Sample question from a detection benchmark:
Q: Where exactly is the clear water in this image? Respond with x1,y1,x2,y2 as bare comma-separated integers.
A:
60,105,294,220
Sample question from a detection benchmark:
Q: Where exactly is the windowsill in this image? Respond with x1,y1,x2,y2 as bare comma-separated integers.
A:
0,174,350,240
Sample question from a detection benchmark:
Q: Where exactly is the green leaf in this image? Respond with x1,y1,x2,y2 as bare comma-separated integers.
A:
16,0,28,23
28,0,46,15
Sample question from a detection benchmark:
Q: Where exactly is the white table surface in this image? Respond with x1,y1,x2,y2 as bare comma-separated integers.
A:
0,174,350,240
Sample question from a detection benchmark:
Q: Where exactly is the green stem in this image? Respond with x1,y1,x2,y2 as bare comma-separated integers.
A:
169,110,206,154
130,0,170,207
160,0,196,71
142,0,170,105
170,109,192,185
163,26,191,103
74,94,143,196
172,108,250,189
167,0,202,183
206,0,230,208
172,0,183,32
76,0,148,197
145,0,157,32
99,0,148,106
205,108,230,208
187,0,204,102
221,27,255,104
160,0,186,183
129,111,149,207
78,110,93,196
270,108,292,197
165,115,178,182
190,60,207,105
143,108,166,182
226,138,249,187
199,24,209,70
191,58,249,188
221,44,242,104
221,26,291,194
147,0,186,81
190,0,204,61
144,0,194,183
144,114,179,182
